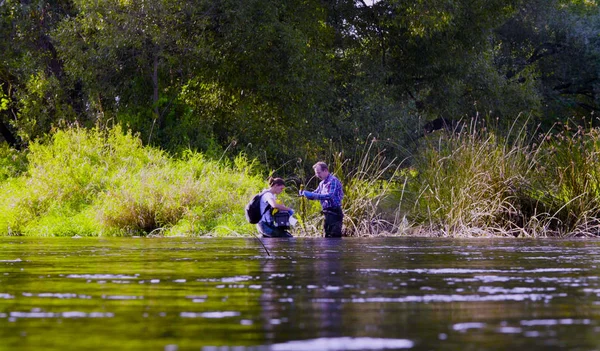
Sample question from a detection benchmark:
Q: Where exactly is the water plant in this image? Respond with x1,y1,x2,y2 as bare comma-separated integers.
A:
404,116,600,237
528,119,600,236
406,118,537,237
4,117,600,238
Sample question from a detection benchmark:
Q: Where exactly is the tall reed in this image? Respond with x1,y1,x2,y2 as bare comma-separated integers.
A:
407,119,536,237
530,120,600,236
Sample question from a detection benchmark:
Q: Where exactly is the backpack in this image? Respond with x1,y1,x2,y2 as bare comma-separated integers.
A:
245,191,271,224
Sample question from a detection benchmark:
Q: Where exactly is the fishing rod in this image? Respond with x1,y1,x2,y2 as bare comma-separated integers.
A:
251,232,271,256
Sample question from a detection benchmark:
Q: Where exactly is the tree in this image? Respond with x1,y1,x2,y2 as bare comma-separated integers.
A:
0,0,77,146
3,0,600,166
495,0,600,125
53,0,333,160
53,0,215,142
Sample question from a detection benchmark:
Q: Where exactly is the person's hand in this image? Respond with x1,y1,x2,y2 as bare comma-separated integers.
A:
302,191,315,199
298,190,305,196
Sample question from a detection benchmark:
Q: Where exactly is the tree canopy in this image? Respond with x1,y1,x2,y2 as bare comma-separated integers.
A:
1,0,599,164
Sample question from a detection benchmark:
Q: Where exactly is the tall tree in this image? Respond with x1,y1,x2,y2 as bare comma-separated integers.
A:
495,0,600,125
53,0,215,142
53,0,333,158
0,0,76,146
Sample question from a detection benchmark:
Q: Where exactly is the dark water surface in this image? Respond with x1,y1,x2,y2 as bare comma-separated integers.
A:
1,237,600,350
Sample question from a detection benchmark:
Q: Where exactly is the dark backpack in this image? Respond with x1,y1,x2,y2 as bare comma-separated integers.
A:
245,191,271,224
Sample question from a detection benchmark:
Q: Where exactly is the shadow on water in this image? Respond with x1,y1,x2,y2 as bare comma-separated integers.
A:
1,237,600,350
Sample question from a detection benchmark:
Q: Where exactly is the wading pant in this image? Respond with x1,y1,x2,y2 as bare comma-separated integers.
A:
323,207,344,238
257,221,292,238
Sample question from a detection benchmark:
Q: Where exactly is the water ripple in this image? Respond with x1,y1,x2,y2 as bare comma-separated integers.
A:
180,311,240,318
520,319,591,326
453,322,486,331
22,292,92,299
323,293,555,303
360,268,582,274
102,295,143,300
6,311,114,319
268,337,414,350
66,274,138,279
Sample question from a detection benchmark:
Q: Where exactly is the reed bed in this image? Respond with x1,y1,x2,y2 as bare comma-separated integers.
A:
400,117,600,237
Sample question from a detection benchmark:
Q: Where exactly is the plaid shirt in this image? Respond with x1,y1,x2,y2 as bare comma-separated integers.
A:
312,174,344,210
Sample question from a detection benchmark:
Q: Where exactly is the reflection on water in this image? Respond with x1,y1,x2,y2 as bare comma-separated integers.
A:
1,237,600,350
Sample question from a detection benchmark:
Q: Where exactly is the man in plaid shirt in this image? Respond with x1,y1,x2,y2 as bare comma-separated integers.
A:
300,162,344,237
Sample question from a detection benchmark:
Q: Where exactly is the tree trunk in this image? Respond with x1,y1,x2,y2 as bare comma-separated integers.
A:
148,53,160,144
153,53,159,121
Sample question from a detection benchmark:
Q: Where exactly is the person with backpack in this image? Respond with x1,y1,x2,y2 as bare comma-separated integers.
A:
299,162,344,237
255,177,294,238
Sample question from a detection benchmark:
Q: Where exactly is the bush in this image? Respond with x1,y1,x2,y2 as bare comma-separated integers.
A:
0,127,265,236
0,144,27,181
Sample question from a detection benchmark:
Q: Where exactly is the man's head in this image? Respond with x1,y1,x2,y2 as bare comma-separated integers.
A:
312,162,330,180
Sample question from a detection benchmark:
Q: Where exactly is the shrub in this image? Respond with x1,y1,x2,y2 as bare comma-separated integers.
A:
0,127,266,236
0,144,27,181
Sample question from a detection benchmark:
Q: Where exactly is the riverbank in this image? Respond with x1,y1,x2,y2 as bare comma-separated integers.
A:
1,123,600,238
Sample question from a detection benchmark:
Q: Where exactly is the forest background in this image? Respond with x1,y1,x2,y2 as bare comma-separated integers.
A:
2,0,600,238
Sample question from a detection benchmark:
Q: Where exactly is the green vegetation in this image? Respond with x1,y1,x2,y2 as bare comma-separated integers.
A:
0,123,599,237
1,1,600,237
2,1,600,162
395,118,600,238
0,127,266,236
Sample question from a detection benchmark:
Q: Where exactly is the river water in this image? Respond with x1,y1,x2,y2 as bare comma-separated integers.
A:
1,237,599,350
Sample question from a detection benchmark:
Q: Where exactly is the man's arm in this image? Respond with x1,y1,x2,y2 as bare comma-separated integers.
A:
309,180,336,201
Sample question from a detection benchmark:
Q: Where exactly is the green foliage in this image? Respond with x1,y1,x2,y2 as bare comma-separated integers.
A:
0,144,27,181
0,85,9,112
0,1,78,143
3,0,600,167
0,127,265,236
495,0,600,125
15,72,77,143
4,0,600,237
7,120,600,237
96,152,265,236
